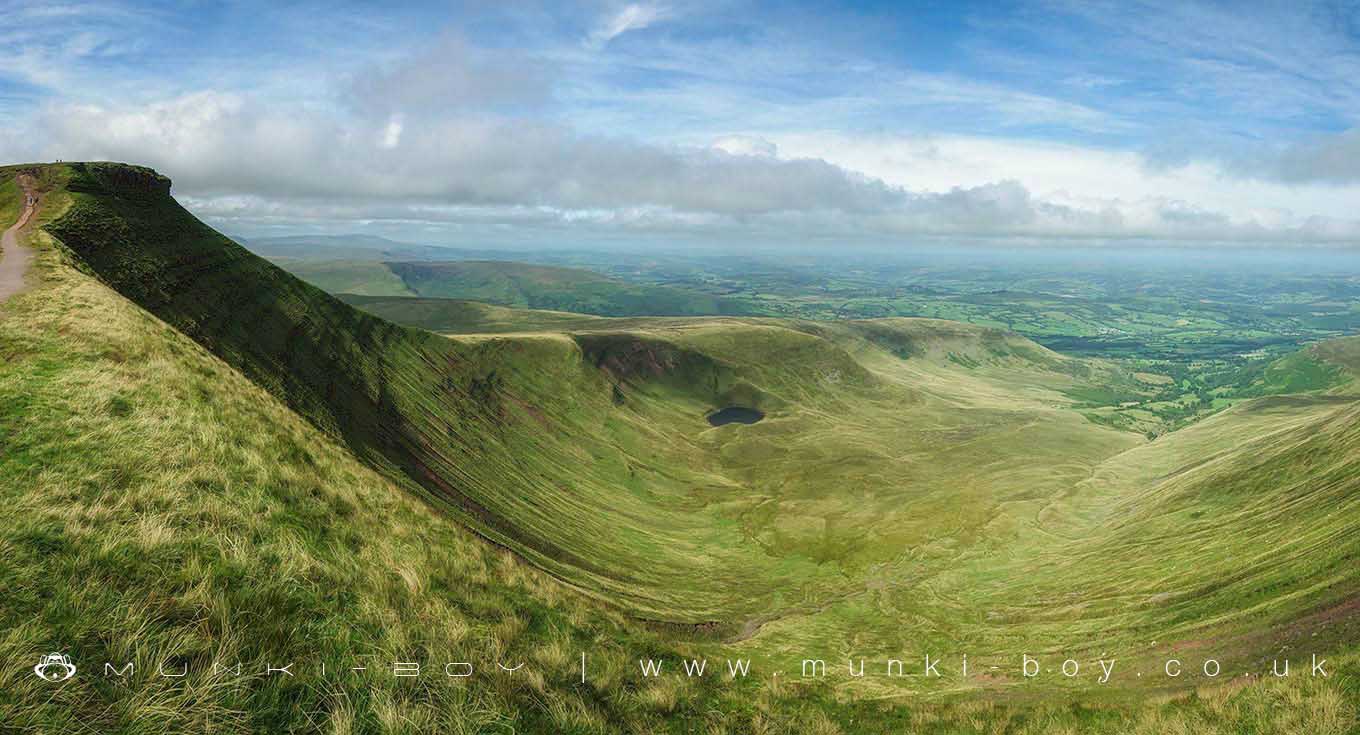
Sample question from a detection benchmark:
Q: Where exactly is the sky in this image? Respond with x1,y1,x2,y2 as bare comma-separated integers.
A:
2,0,1360,248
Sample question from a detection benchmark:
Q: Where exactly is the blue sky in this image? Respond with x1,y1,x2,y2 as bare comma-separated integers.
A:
2,0,1360,246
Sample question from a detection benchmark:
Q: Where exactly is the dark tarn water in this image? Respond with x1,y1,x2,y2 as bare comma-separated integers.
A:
706,406,764,426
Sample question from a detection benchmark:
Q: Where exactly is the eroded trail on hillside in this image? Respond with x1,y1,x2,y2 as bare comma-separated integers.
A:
0,176,38,302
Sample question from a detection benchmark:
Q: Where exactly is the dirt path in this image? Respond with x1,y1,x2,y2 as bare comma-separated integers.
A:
0,176,39,302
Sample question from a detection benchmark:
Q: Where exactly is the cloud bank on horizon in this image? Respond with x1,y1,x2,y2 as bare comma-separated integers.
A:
2,0,1360,247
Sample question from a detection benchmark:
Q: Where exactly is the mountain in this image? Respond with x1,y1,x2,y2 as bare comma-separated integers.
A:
0,164,777,732
43,162,1127,622
265,258,420,296
3,162,1358,733
241,233,470,261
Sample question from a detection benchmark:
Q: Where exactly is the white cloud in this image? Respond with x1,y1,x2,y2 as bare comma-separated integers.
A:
30,92,900,212
18,89,1360,245
710,135,778,157
587,3,670,48
379,114,403,149
6,8,1360,248
768,131,1360,240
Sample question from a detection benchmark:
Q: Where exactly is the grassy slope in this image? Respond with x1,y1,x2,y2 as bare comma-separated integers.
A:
341,230,1360,696
338,255,1360,695
273,258,418,297
1311,336,1360,384
0,177,20,225
2,164,1358,732
340,294,600,333
38,164,1142,629
0,169,778,733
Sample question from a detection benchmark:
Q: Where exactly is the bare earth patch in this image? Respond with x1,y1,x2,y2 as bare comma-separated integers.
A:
0,175,38,302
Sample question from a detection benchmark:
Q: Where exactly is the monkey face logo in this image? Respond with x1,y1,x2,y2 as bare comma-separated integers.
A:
34,653,77,682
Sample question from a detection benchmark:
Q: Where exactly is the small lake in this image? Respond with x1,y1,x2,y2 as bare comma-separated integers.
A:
706,406,765,426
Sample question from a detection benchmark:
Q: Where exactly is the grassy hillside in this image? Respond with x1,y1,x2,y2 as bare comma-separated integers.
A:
340,294,602,333
1304,336,1360,388
336,226,1360,710
41,163,1138,628
3,163,1358,732
0,168,841,733
269,258,419,297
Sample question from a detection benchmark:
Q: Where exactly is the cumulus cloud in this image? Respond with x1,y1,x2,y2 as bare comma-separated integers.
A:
21,88,1360,244
31,91,899,213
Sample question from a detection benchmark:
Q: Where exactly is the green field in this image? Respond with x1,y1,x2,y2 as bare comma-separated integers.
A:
2,163,1358,733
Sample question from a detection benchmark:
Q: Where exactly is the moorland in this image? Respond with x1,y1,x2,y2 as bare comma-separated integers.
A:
1,162,1357,734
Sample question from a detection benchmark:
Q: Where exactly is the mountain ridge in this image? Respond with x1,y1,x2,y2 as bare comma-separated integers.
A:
4,161,1358,732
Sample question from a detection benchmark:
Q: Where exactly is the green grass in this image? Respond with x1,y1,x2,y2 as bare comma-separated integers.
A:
273,258,418,297
40,166,1143,628
0,177,21,226
339,294,602,333
0,226,787,735
0,164,850,734
2,162,1359,733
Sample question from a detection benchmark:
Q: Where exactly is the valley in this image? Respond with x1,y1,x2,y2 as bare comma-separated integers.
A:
2,162,1357,732
267,240,1360,438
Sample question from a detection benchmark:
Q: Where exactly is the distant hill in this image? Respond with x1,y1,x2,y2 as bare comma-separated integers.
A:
248,236,762,318
280,257,757,316
389,260,751,316
241,233,473,261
